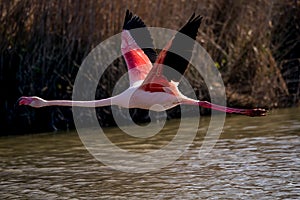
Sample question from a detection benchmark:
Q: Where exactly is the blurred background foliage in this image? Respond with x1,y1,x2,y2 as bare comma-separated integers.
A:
0,0,299,134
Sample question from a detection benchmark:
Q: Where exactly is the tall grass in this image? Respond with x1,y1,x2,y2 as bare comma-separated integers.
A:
0,0,299,134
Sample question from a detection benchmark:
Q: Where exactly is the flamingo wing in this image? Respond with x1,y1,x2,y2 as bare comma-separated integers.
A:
140,13,203,92
122,10,157,86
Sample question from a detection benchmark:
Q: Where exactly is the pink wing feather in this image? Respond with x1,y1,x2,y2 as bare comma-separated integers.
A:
121,30,153,86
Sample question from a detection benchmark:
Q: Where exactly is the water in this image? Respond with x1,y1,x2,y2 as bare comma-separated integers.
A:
1,108,299,199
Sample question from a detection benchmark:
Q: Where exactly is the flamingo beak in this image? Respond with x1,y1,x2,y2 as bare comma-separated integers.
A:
17,97,32,106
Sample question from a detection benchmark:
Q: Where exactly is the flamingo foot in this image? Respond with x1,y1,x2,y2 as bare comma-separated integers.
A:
243,108,267,117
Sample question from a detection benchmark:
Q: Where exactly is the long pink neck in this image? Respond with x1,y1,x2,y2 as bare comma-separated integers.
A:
45,98,112,107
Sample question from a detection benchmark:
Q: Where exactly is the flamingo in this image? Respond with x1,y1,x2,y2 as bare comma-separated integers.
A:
18,10,266,117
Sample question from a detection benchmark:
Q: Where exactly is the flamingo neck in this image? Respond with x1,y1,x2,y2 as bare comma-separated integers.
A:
45,98,112,107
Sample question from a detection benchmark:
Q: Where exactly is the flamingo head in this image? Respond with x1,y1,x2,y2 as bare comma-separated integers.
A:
18,96,46,108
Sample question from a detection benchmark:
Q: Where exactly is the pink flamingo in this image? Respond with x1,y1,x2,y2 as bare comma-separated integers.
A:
18,10,266,117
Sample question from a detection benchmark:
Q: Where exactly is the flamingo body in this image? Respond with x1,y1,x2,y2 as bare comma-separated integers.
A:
116,91,178,112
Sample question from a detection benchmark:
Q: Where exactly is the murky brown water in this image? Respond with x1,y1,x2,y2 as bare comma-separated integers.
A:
1,108,299,199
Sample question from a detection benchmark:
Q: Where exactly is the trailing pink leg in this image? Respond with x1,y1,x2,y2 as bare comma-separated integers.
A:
182,100,266,117
198,101,266,117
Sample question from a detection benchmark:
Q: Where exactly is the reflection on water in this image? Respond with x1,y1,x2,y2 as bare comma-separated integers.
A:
1,108,299,199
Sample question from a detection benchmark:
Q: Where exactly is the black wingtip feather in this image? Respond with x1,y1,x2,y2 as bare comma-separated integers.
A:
123,10,132,29
179,13,203,40
122,10,158,63
123,10,146,30
160,13,203,82
188,13,196,22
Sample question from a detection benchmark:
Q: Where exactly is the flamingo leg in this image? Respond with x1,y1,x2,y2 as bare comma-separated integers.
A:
182,100,266,117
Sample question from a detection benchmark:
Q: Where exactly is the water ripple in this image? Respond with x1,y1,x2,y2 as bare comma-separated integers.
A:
0,108,299,199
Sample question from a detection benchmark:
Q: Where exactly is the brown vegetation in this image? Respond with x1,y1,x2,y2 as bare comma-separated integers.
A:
0,0,299,134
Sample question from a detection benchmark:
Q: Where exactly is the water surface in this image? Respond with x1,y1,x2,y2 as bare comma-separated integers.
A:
1,108,299,199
